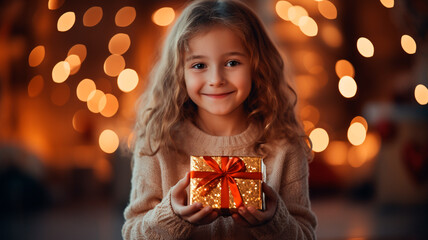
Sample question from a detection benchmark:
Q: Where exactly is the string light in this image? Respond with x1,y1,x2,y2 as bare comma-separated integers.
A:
57,12,76,32
414,84,428,105
338,76,357,98
152,7,175,26
115,6,136,27
309,128,329,152
401,35,417,54
28,45,45,67
83,6,103,27
99,129,119,154
357,37,374,58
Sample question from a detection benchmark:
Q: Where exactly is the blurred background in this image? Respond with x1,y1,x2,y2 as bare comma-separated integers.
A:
0,0,427,239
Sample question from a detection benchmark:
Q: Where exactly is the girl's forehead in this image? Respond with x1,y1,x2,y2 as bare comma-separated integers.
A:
184,25,247,53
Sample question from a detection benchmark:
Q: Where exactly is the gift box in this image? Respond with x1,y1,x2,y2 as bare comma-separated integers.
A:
189,156,265,215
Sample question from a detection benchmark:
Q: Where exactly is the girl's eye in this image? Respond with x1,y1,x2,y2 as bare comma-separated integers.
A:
226,60,240,67
191,63,206,69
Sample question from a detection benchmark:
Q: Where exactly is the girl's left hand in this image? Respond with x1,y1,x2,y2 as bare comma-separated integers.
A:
232,182,278,227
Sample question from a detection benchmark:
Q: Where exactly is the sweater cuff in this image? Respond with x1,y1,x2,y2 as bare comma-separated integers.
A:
248,193,289,238
155,190,195,239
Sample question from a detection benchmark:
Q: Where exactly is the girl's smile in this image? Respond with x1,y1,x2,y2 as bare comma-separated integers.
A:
184,25,252,128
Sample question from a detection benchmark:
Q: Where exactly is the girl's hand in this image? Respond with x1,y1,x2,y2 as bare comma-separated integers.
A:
171,172,218,225
232,182,278,227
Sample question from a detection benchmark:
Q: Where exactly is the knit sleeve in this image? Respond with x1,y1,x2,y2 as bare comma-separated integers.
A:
121,154,194,240
248,146,318,239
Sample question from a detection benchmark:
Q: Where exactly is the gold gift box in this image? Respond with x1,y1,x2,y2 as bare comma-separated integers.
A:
189,156,265,215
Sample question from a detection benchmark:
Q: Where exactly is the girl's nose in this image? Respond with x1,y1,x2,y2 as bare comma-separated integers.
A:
208,67,225,87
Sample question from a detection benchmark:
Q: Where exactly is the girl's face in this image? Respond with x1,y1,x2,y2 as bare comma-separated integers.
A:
184,25,251,120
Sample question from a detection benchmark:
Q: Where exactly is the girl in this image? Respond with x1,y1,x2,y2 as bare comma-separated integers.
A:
122,0,317,239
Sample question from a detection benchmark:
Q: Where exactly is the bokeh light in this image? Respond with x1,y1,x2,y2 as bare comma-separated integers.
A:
288,6,308,26
72,109,90,133
104,54,126,77
115,6,136,27
414,84,428,105
348,146,368,168
28,45,45,67
323,141,348,166
117,68,139,93
48,0,65,10
108,33,131,55
152,7,175,26
68,44,87,63
275,1,293,21
298,16,318,37
338,76,357,98
65,54,81,75
380,0,394,8
83,6,103,27
100,94,119,118
357,37,374,58
52,61,70,83
87,90,106,113
99,129,119,154
335,59,355,78
57,11,76,32
317,0,337,20
300,105,320,125
401,35,417,54
321,23,342,48
351,116,368,132
76,78,96,102
347,122,366,146
28,75,44,97
309,128,329,152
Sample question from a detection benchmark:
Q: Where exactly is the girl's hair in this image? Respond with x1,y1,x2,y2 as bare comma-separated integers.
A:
135,0,312,159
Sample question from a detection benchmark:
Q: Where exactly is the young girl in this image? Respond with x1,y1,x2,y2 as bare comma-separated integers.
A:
122,0,317,239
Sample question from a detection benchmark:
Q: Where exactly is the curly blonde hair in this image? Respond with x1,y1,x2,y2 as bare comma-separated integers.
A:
135,0,311,159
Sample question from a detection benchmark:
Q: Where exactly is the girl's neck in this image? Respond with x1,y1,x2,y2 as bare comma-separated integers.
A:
195,108,249,136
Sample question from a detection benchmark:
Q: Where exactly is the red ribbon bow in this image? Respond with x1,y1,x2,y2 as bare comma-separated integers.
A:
190,156,262,209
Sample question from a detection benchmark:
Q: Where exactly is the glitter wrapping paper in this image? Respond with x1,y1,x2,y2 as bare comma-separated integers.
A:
189,156,265,214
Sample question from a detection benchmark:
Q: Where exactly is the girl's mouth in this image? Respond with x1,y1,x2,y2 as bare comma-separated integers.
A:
202,91,234,99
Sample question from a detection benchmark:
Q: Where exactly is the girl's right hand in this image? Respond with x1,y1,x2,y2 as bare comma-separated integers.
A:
171,172,218,225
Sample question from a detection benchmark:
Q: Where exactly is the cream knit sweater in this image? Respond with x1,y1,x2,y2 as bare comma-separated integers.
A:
122,121,317,239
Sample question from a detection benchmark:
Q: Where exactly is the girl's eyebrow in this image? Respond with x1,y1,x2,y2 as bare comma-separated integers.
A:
185,52,247,62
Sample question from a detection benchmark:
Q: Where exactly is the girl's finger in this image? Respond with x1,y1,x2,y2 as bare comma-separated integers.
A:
198,210,218,225
175,202,203,217
186,206,214,223
173,172,190,195
237,207,259,225
262,182,277,202
247,206,265,222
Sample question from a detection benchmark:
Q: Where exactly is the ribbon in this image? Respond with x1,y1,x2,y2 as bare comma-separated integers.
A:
190,156,262,209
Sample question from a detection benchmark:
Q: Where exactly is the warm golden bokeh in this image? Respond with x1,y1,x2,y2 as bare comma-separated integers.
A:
321,23,342,48
117,68,139,92
76,78,96,102
48,0,65,10
100,94,119,118
401,34,417,54
309,128,329,152
317,0,337,20
152,7,175,26
115,6,136,27
338,76,357,98
28,75,44,97
104,54,126,77
52,61,70,83
87,90,106,113
335,59,355,78
64,54,81,75
348,145,368,168
57,11,76,32
351,116,368,132
108,33,131,55
347,122,366,146
28,45,45,67
298,16,318,37
288,6,308,26
275,1,293,21
99,129,119,154
357,37,374,58
380,0,394,8
323,141,348,166
300,105,320,125
68,44,87,63
83,6,103,27
414,84,428,105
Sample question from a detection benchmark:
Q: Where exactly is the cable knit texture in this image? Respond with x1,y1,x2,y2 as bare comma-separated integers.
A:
122,121,317,239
